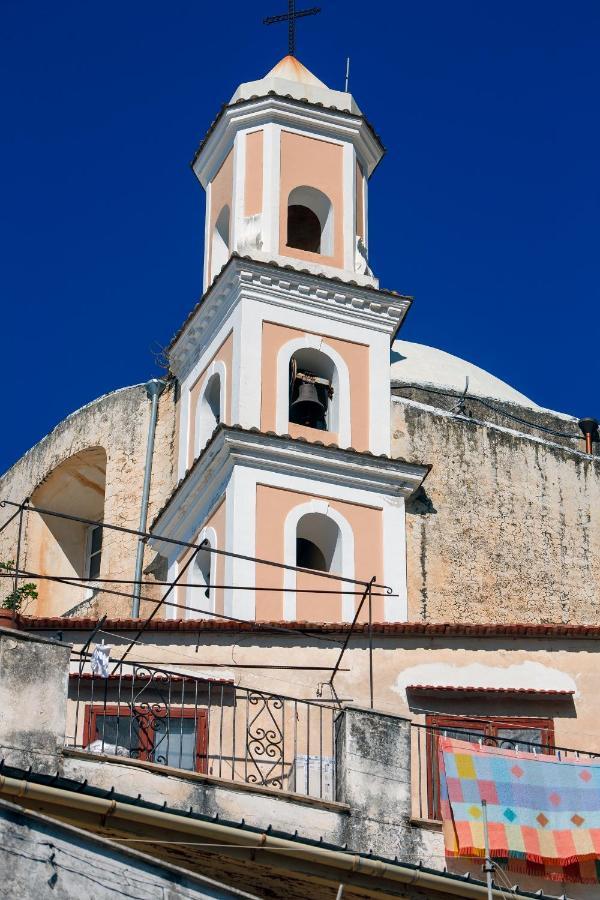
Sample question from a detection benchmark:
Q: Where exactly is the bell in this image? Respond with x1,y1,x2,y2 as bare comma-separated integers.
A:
290,381,326,429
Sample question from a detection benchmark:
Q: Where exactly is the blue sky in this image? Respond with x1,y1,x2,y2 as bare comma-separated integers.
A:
1,0,599,473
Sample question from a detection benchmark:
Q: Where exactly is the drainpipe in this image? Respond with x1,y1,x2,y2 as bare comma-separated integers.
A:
131,378,166,618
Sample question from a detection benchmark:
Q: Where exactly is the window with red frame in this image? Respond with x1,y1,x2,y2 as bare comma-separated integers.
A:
84,705,208,773
425,714,555,820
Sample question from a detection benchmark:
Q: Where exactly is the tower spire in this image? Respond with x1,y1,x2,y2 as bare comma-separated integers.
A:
263,1,321,57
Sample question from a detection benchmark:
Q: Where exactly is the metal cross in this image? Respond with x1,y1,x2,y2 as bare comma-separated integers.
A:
263,1,321,57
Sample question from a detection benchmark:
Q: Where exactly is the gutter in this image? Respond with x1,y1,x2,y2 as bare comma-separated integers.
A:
0,773,549,900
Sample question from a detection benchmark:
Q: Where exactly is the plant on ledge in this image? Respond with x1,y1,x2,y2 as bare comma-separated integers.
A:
0,561,38,613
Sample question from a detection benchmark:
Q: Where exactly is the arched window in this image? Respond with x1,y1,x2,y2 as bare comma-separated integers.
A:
296,513,341,574
283,500,355,621
195,371,222,456
286,187,333,256
289,348,336,432
187,528,217,619
28,447,107,615
211,205,230,280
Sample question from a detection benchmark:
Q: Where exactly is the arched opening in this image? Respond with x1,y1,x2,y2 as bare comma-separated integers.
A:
295,512,342,574
191,544,212,614
196,372,221,455
28,447,107,616
286,187,333,256
289,348,337,432
211,205,230,280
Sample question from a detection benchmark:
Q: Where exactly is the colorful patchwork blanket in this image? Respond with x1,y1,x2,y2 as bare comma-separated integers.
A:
439,736,600,884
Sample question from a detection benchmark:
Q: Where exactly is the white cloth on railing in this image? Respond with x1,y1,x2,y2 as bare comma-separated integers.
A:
90,643,111,678
85,740,129,757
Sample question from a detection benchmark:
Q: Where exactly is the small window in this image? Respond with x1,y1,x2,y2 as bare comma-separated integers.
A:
196,373,221,455
425,715,555,820
288,205,321,253
295,512,341,574
296,537,327,571
87,524,103,580
286,186,333,256
84,705,208,773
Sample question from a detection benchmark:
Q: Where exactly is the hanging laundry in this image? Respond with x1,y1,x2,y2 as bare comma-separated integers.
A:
439,736,600,884
90,643,111,679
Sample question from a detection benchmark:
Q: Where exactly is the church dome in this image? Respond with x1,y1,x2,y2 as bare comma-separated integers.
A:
390,340,539,409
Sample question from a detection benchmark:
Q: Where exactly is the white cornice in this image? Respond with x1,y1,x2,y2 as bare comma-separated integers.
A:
169,257,412,381
193,96,384,187
150,426,429,555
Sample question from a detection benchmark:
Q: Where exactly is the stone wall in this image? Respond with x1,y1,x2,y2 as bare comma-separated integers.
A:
0,383,177,618
392,396,600,624
0,628,71,772
0,799,251,899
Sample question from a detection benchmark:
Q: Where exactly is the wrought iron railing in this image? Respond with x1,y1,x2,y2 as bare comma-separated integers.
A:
66,655,337,801
411,722,600,822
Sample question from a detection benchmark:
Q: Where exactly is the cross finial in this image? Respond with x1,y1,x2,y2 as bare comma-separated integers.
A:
263,1,321,57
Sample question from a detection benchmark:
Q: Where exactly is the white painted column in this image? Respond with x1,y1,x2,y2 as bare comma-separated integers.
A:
234,296,263,430
369,332,392,455
382,497,407,622
231,130,246,254
342,143,356,273
224,466,256,620
202,181,212,293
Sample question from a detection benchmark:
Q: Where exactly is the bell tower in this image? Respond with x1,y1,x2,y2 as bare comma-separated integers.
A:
192,56,382,290
151,58,428,625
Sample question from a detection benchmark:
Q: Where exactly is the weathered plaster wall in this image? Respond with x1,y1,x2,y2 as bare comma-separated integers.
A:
0,629,71,773
392,396,600,624
0,384,178,618
0,799,248,899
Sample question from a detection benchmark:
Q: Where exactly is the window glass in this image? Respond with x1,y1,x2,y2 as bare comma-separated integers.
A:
93,714,141,754
161,718,197,771
88,524,103,580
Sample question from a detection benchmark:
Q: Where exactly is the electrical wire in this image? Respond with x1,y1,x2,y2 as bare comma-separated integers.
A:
392,382,586,442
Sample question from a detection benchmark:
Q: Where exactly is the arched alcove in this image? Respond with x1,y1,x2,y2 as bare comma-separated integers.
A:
211,205,230,280
195,366,225,457
276,337,351,446
286,186,333,256
28,447,107,615
187,528,217,618
283,499,355,621
296,512,341,573
288,347,338,433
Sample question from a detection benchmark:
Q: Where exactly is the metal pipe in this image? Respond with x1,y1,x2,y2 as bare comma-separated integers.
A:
0,772,514,898
482,800,494,900
131,379,166,618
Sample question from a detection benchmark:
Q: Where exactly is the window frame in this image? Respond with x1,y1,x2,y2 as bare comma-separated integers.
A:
425,713,555,820
83,703,208,774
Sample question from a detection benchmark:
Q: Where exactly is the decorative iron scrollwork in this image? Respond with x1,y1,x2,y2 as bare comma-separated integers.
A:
246,690,284,788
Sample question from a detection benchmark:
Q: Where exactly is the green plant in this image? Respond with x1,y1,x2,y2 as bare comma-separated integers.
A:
0,561,38,613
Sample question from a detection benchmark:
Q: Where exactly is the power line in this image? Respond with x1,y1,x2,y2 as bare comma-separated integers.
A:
392,382,585,442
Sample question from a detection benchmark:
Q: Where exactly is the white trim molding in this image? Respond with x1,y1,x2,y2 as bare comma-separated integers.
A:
282,499,355,621
276,335,351,447
150,426,429,623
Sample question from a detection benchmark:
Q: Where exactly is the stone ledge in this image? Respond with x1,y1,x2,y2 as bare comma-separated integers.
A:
63,747,350,814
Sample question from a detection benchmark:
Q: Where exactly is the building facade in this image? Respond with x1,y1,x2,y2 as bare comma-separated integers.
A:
1,53,599,898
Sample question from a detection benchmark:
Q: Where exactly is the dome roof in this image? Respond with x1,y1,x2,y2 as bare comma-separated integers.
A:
391,340,539,409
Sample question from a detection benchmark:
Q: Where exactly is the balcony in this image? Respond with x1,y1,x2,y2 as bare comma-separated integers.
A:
67,653,337,801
